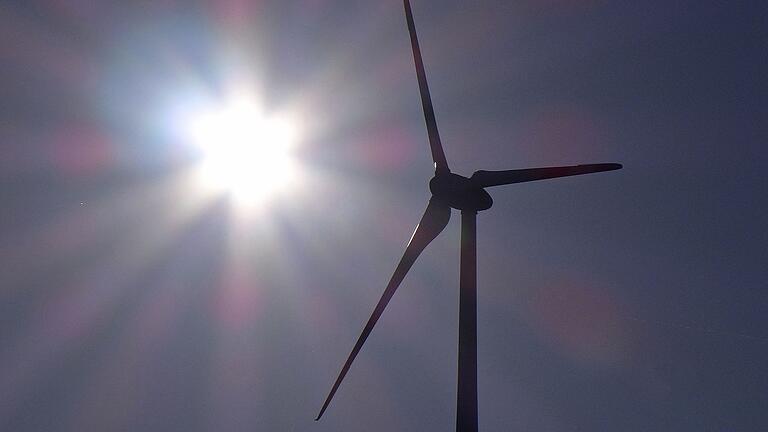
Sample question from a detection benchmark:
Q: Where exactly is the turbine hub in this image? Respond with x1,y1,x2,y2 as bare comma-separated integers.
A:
429,173,493,211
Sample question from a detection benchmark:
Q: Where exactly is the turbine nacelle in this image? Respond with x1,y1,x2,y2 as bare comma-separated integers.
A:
429,173,493,212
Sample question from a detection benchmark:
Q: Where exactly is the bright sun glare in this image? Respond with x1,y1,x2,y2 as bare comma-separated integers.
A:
186,94,300,205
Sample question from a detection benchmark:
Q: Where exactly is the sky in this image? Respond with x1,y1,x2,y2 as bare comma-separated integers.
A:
1,1,767,431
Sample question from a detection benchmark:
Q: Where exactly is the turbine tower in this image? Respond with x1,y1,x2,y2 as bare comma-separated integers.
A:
316,1,622,430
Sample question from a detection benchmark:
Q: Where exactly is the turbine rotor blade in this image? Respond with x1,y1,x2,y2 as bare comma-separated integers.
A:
315,198,451,421
471,163,622,188
404,0,450,174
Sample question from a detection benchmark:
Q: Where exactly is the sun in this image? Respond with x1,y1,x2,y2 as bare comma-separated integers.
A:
185,94,300,205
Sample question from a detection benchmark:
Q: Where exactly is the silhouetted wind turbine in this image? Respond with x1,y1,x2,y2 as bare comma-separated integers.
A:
316,1,622,430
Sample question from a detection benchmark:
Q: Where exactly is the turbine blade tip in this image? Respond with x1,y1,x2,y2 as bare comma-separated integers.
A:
315,406,328,421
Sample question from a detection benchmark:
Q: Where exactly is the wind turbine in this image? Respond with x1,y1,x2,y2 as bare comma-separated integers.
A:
316,1,622,430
